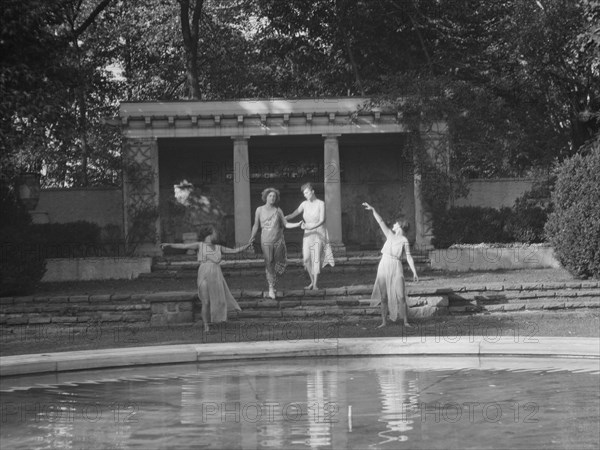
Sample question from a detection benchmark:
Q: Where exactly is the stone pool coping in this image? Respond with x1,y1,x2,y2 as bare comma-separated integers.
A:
1,336,598,377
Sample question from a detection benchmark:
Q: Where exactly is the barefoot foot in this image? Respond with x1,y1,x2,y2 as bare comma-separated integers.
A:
377,322,387,328
268,288,276,299
304,284,313,290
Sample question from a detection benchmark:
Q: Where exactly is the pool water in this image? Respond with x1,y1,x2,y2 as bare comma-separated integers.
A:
1,356,598,449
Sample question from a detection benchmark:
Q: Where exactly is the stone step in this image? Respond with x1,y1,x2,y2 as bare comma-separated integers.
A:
145,256,431,279
152,255,430,270
2,283,598,327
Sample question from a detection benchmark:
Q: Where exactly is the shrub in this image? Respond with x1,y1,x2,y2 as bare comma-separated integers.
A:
432,206,513,248
0,182,46,296
29,221,102,258
505,179,553,244
545,143,600,279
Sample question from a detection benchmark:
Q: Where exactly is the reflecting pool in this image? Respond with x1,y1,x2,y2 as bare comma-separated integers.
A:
1,356,598,449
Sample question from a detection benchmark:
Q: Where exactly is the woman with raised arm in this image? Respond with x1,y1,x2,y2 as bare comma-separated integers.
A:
362,202,418,328
249,187,303,299
285,182,335,290
160,226,251,333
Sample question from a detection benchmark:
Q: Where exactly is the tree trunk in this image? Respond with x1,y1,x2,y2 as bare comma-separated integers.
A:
178,0,204,99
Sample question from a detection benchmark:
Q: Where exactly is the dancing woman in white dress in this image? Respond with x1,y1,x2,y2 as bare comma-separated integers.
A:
161,226,250,333
286,183,335,290
363,202,418,327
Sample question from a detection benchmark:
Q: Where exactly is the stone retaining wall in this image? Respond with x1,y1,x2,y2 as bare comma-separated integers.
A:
42,257,153,282
1,281,598,328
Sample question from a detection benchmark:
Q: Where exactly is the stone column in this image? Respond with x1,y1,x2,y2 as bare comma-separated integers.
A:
232,137,251,246
323,134,345,255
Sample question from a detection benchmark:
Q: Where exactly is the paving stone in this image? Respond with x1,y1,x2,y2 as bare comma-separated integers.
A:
407,296,428,307
301,300,335,307
513,292,539,300
346,285,372,295
485,304,505,312
6,316,29,325
342,308,367,315
279,301,302,309
504,285,523,291
426,296,449,307
576,290,600,298
26,316,53,324
51,316,79,323
564,301,599,309
0,297,13,305
502,304,526,312
524,302,545,310
281,310,309,318
325,287,347,296
521,283,543,291
303,289,325,298
335,299,360,307
241,290,264,299
543,303,565,310
68,296,89,303
44,296,67,303
111,294,131,301
256,299,278,308
282,289,305,298
542,282,566,290
89,294,112,302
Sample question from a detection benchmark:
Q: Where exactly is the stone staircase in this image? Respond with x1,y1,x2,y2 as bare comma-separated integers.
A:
1,280,598,328
144,250,432,279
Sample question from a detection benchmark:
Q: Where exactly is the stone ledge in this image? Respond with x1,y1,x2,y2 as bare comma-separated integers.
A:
3,336,597,377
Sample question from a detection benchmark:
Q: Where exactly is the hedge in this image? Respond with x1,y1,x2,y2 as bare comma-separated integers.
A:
545,144,600,279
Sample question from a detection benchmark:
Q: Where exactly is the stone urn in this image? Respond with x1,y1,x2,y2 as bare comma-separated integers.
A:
17,172,41,211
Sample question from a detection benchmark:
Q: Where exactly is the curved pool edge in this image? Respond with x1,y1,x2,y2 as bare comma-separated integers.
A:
1,336,598,378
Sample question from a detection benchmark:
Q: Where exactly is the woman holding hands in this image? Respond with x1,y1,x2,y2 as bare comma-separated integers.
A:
285,183,335,290
250,187,303,299
161,226,251,333
363,202,418,328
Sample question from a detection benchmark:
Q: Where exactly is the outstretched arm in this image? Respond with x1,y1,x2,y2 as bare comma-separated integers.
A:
285,203,304,221
160,242,200,251
362,202,392,237
221,243,253,254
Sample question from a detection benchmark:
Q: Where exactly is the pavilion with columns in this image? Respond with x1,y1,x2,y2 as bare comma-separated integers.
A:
118,98,446,255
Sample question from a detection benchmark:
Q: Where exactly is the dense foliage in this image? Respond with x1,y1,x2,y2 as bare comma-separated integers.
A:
0,183,46,295
432,181,552,248
545,141,600,279
1,0,597,188
29,221,102,258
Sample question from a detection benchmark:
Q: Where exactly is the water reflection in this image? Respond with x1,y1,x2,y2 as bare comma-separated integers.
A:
374,368,418,446
1,357,598,449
